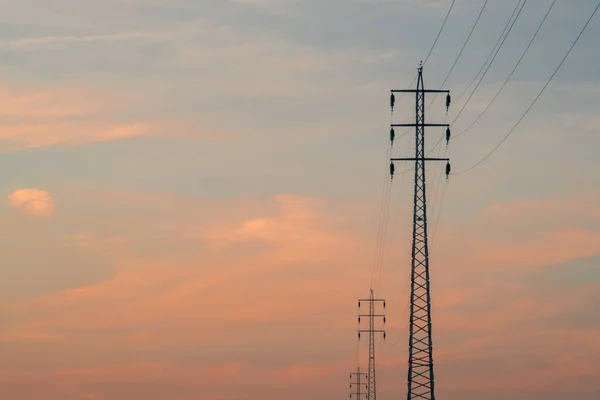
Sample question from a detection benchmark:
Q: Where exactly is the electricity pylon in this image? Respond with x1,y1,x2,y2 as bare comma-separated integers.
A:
358,289,386,400
389,62,452,400
350,368,367,399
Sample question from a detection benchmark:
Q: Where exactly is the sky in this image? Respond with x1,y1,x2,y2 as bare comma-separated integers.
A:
0,0,599,399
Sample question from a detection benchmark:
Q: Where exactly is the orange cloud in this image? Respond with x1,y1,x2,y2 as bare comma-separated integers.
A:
482,191,600,226
0,330,65,343
0,86,106,118
430,192,600,274
458,228,600,271
1,189,599,399
0,85,226,150
0,121,150,149
7,188,54,217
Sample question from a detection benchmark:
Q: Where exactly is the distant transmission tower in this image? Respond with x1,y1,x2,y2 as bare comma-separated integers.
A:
358,289,386,400
389,63,452,400
349,367,367,399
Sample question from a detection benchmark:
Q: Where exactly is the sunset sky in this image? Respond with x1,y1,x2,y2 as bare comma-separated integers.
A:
1,0,599,399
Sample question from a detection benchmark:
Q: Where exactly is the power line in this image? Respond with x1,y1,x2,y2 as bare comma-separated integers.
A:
375,168,407,295
455,0,558,139
428,144,448,227
430,182,448,246
373,176,393,292
423,0,457,65
398,0,458,104
381,0,458,288
397,0,489,141
428,0,490,108
370,141,393,290
454,0,527,103
451,0,529,126
454,1,600,175
369,108,396,291
426,0,528,153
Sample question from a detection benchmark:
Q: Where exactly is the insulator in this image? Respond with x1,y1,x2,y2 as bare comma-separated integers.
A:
446,162,451,179
446,93,451,110
390,127,395,146
383,332,387,340
383,317,386,324
358,301,361,308
383,301,386,308
390,92,395,112
358,332,361,339
390,162,395,179
358,316,361,323
446,127,451,145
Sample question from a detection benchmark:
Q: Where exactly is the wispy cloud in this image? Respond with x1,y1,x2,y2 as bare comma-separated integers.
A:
0,85,227,150
0,30,180,50
0,187,598,398
7,188,55,217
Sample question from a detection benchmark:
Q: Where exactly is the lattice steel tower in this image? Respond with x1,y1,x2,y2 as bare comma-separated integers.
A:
349,368,367,400
358,289,386,400
389,63,451,400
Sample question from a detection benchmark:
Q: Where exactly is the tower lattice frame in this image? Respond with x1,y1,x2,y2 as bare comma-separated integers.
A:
358,289,386,400
390,63,452,400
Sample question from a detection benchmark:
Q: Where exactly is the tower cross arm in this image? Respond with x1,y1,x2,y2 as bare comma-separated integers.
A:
391,124,449,127
391,89,449,93
391,158,449,162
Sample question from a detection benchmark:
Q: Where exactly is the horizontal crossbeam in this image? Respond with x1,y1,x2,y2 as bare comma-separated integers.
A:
391,89,449,93
391,124,449,127
391,158,449,162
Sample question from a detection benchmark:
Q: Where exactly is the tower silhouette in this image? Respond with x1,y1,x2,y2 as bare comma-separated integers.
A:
390,63,451,400
358,289,386,400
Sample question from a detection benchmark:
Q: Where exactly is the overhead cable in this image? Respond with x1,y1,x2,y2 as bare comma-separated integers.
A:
427,0,490,109
399,0,458,102
454,0,558,139
454,0,527,103
423,0,457,66
451,0,529,126
426,0,529,153
454,1,600,175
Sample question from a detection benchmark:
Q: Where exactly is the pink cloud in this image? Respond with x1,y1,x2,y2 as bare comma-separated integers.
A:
0,84,227,150
0,330,65,343
0,86,110,118
1,189,599,399
482,191,600,226
459,228,600,271
431,192,600,273
0,122,151,149
7,188,54,217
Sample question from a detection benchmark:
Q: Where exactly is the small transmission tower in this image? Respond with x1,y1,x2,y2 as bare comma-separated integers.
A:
349,368,367,399
358,289,386,400
389,63,451,400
